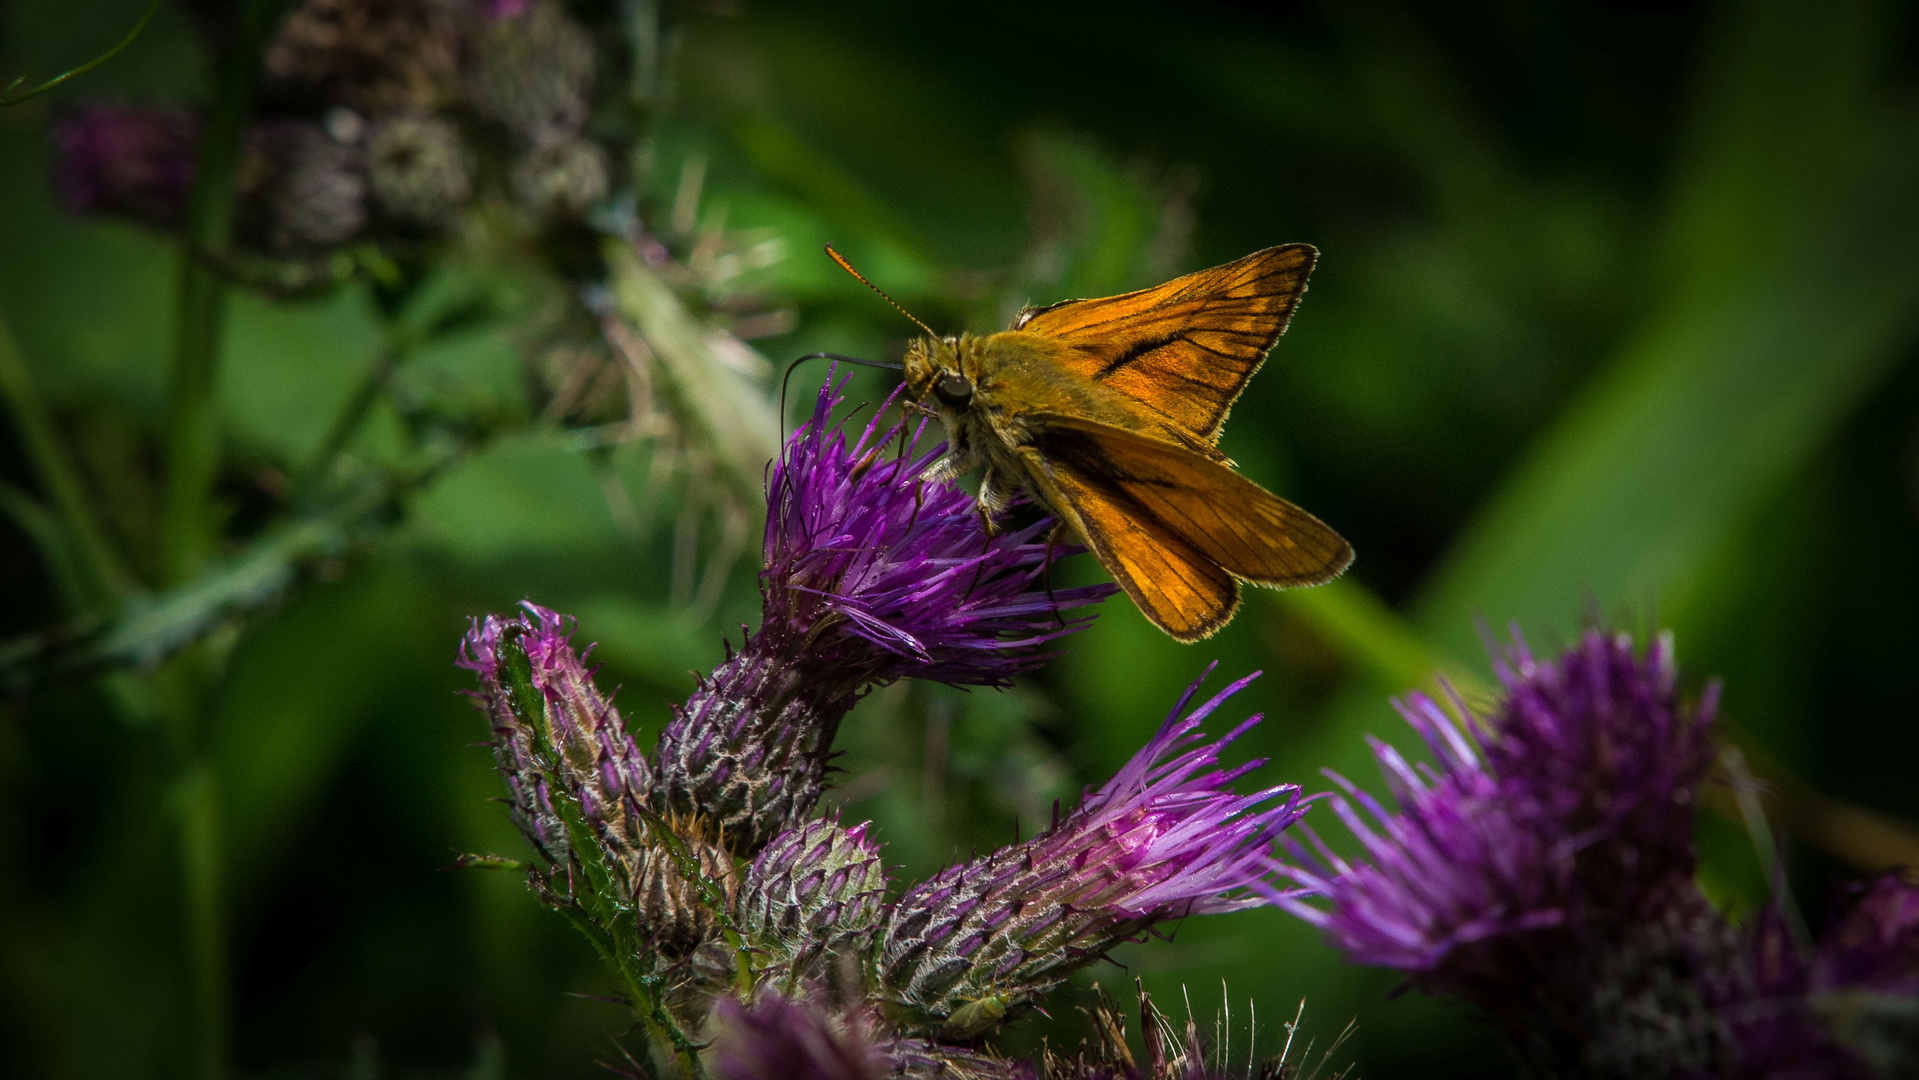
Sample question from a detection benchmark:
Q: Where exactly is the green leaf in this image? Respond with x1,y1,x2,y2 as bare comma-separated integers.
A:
1414,0,1919,656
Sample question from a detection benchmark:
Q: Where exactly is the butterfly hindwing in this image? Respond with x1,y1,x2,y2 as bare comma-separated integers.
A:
1027,413,1352,591
1019,444,1241,643
1013,245,1316,445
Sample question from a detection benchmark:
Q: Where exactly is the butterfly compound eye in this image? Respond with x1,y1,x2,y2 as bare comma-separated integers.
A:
933,372,973,408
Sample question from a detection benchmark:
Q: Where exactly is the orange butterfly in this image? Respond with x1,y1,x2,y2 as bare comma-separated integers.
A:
833,244,1353,641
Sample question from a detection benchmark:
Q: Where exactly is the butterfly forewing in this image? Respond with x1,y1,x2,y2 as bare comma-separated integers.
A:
1013,244,1316,444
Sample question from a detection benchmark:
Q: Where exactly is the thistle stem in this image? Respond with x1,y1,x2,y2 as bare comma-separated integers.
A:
160,4,280,1077
163,0,277,584
177,763,230,1080
298,347,398,492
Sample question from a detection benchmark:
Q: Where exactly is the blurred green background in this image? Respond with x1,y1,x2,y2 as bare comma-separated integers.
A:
3,0,1918,1076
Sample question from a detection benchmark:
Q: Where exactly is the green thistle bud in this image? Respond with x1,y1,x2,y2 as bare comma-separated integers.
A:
629,812,740,960
737,819,887,979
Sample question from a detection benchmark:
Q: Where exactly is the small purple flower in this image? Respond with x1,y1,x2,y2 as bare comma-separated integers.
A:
1279,629,1731,1077
875,667,1307,1038
50,105,199,229
652,374,1112,856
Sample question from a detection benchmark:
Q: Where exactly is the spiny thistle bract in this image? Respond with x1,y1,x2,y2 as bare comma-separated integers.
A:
456,385,1309,1070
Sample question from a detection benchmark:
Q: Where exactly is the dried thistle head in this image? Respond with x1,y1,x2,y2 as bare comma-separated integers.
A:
265,0,460,114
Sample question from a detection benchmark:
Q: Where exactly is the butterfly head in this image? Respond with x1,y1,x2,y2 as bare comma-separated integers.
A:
903,335,976,414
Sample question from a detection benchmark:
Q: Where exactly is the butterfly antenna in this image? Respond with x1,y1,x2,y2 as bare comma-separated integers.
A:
826,243,939,339
779,352,905,447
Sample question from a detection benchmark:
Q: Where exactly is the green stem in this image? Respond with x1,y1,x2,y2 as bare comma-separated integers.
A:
298,349,398,492
0,0,160,106
160,6,280,1078
176,763,229,1080
163,0,276,585
0,309,132,606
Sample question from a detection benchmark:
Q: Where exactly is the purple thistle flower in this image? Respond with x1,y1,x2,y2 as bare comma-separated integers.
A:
1280,630,1718,985
1279,629,1733,1077
459,602,653,862
1721,873,1919,1079
652,374,1112,856
875,667,1307,1039
461,603,735,962
49,105,199,229
708,993,887,1080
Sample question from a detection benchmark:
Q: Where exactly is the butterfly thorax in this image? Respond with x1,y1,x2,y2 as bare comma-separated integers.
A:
904,332,1219,467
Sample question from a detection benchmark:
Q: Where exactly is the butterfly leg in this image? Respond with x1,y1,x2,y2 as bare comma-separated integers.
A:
915,445,976,524
1040,529,1067,629
974,465,1015,536
963,465,1019,593
919,445,976,487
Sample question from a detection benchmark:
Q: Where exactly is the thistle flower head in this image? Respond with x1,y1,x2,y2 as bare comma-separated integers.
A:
708,993,887,1080
1482,629,1718,909
50,105,199,229
1281,629,1719,982
458,602,652,863
1280,629,1739,1077
459,604,737,962
466,0,596,146
263,0,460,114
511,137,609,221
763,373,1111,694
876,668,1306,1038
653,374,1111,856
239,120,368,252
366,113,473,224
